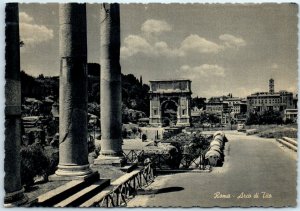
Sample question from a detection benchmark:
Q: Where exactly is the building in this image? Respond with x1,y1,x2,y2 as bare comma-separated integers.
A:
283,109,298,123
225,97,243,107
247,79,294,114
232,103,247,114
206,102,229,113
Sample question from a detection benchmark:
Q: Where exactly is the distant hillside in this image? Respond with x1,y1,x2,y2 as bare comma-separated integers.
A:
20,69,150,116
122,74,150,116
20,71,59,102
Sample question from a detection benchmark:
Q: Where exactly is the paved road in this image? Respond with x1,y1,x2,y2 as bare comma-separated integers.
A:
127,132,297,207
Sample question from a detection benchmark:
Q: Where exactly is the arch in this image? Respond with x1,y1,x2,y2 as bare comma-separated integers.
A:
149,80,192,127
161,100,178,126
161,99,179,108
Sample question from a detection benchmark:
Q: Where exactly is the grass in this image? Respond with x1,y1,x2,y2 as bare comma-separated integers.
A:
248,124,298,139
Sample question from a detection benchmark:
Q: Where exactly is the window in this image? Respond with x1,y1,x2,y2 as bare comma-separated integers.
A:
182,109,186,115
154,109,157,115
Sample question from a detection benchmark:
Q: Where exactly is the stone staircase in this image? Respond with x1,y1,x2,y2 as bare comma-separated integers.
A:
276,137,297,152
34,172,110,207
31,164,144,207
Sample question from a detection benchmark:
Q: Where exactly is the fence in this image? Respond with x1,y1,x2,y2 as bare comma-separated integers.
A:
91,164,154,207
123,150,208,170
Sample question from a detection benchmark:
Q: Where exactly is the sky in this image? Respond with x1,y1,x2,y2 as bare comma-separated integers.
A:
18,3,298,98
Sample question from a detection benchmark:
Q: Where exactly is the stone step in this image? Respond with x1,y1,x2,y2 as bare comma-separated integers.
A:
54,179,110,207
37,172,99,206
277,139,297,152
282,137,297,147
79,187,114,207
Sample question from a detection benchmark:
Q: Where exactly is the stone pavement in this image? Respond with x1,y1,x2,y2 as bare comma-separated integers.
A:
127,132,297,207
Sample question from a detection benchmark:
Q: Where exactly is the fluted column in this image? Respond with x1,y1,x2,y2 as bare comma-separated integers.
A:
4,3,28,207
55,3,93,177
94,3,125,165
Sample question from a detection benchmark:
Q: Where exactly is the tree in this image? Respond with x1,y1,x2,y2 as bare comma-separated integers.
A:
246,110,283,125
191,96,206,109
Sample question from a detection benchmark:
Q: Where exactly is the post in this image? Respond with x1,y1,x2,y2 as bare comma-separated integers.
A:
94,3,125,165
54,3,95,178
4,3,28,206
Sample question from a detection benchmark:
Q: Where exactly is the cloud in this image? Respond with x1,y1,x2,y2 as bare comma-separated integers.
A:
19,12,54,46
201,84,228,98
179,64,226,78
121,20,246,59
121,35,152,57
219,34,246,48
121,35,183,58
154,41,183,57
141,19,172,35
235,87,261,97
19,12,34,23
179,34,222,54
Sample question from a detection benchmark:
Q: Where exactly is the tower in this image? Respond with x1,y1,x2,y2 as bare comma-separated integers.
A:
140,75,143,85
269,78,274,94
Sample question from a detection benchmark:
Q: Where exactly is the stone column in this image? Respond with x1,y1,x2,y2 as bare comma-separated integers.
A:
54,3,94,178
4,3,28,207
94,3,125,165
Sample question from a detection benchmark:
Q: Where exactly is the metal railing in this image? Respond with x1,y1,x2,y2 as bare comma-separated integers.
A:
123,150,208,170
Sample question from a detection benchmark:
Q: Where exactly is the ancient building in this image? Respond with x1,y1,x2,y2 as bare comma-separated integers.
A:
149,80,192,127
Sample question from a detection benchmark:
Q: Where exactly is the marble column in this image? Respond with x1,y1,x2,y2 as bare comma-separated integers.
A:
55,3,93,178
94,3,125,165
4,3,28,207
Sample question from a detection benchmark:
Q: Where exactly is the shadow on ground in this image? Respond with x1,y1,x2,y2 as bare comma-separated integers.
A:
137,186,184,195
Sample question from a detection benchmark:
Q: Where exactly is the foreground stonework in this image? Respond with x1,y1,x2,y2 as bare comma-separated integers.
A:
94,3,125,165
4,3,28,207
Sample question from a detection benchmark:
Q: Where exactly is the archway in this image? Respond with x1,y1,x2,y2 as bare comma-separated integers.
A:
149,79,192,127
161,100,178,126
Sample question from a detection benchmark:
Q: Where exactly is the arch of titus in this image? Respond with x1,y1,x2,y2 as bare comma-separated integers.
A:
149,80,192,127
4,3,124,206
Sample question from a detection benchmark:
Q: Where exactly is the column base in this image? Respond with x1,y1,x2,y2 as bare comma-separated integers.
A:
176,123,190,127
49,170,99,181
49,164,96,181
149,117,162,127
176,117,191,127
93,155,126,167
4,188,28,207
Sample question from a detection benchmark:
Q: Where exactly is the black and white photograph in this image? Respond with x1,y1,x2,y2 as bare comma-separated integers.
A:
3,2,298,208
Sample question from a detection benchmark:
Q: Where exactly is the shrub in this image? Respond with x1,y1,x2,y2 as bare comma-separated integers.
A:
142,134,147,141
45,148,59,177
122,128,128,138
20,144,49,189
132,127,138,134
163,132,210,159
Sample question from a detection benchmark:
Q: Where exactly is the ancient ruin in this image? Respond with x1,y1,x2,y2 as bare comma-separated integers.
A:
149,80,192,127
4,3,28,206
94,3,125,165
53,3,94,179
